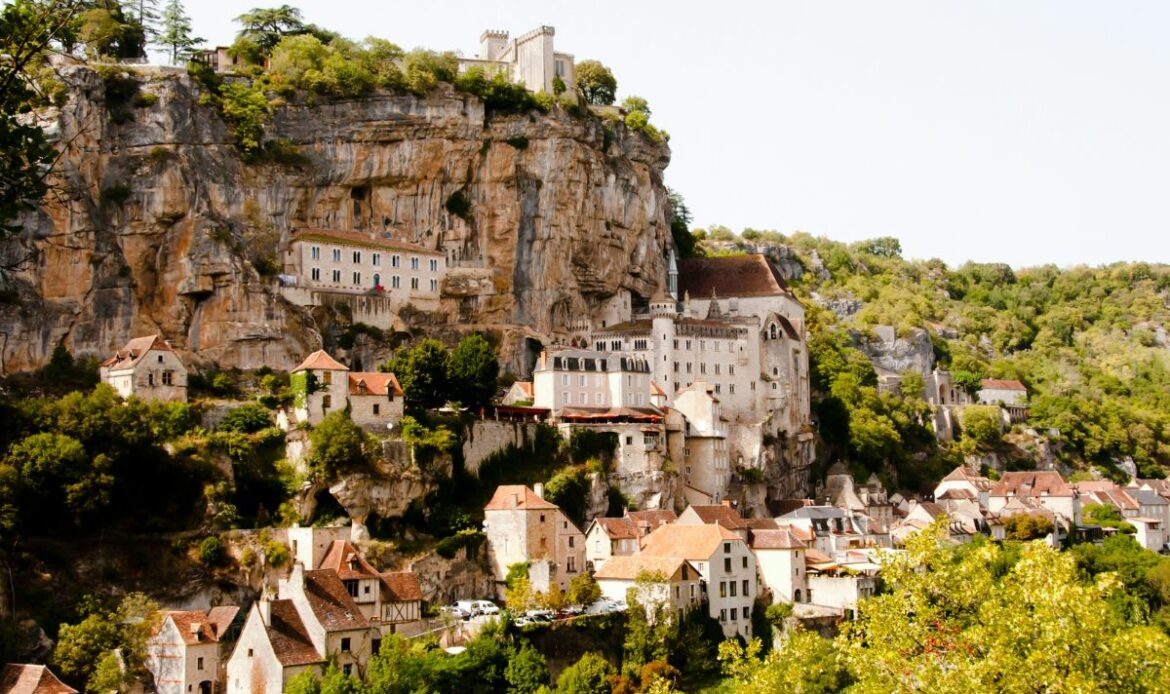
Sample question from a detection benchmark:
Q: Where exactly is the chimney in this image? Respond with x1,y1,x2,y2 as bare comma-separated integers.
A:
539,351,548,369
259,597,272,626
533,482,545,499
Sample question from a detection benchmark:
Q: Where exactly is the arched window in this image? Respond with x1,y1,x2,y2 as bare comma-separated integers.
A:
373,273,381,288
770,324,778,340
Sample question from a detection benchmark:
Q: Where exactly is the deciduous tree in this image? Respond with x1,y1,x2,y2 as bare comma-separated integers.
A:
574,59,616,105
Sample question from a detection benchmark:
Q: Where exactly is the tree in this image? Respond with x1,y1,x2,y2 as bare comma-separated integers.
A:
0,0,85,236
504,644,549,693
621,95,650,116
391,339,451,409
234,4,305,54
1001,513,1054,541
555,652,615,694
718,629,850,693
218,403,273,433
53,612,120,687
124,0,160,40
959,405,1001,448
567,571,601,607
78,3,147,59
156,0,201,64
446,334,499,409
574,59,616,105
667,189,698,259
308,411,374,480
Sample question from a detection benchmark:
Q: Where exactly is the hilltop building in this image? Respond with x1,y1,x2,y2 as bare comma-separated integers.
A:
460,26,575,96
290,350,404,429
99,335,188,402
482,484,586,595
146,607,242,694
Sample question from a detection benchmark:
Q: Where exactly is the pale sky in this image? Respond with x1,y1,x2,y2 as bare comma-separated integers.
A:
177,1,1170,268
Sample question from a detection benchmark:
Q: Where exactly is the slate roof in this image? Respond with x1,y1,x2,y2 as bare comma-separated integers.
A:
594,555,693,581
0,664,77,694
639,524,742,561
292,350,348,373
678,255,790,298
99,335,173,370
266,600,324,667
484,485,559,511
348,372,403,397
292,229,443,256
301,570,370,632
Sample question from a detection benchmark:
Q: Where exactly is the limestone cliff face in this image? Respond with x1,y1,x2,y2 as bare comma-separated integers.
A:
2,66,672,373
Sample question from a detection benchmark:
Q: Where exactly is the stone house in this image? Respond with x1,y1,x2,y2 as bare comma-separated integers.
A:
750,528,809,605
99,334,188,402
146,607,241,694
637,523,757,640
482,484,586,595
978,379,1029,423
988,471,1080,527
671,383,731,505
934,466,994,510
806,563,880,613
676,504,750,540
594,555,702,616
316,540,424,634
584,517,639,571
461,26,576,96
226,566,376,692
776,506,891,557
290,350,404,429
0,664,77,694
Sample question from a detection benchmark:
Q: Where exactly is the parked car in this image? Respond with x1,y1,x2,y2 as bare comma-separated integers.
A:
456,599,500,617
439,604,469,620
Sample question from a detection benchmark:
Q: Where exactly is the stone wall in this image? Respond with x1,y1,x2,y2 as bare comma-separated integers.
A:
461,419,543,474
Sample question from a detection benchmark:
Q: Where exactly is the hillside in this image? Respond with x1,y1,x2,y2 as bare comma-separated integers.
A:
690,229,1170,488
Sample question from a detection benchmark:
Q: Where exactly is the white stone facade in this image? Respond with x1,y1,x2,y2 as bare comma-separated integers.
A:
99,335,188,403
461,26,576,96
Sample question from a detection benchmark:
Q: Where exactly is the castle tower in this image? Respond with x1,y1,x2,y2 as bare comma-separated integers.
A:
667,248,678,300
479,30,509,60
650,289,677,399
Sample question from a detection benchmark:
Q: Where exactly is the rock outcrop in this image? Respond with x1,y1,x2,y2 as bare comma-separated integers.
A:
3,66,672,375
853,325,935,379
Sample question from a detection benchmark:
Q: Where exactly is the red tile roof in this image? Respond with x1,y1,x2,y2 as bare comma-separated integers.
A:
380,571,423,602
292,229,443,256
99,334,174,370
749,528,805,550
513,381,534,398
166,610,234,645
318,541,380,580
266,600,324,667
594,555,693,581
207,606,241,638
348,371,403,397
293,350,349,373
940,466,994,491
980,379,1027,391
991,471,1073,498
484,485,559,511
301,570,370,632
591,517,639,541
0,665,77,694
684,505,748,530
678,255,790,298
626,509,677,533
639,524,743,561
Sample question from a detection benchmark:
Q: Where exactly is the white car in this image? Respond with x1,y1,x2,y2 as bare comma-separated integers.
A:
471,599,500,616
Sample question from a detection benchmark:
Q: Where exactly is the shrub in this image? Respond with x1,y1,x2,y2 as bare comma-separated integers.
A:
199,536,226,566
218,403,273,433
133,92,158,108
264,539,290,567
435,528,484,559
147,146,175,163
100,184,132,206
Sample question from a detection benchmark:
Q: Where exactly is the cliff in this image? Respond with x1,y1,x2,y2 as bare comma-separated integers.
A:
2,66,672,374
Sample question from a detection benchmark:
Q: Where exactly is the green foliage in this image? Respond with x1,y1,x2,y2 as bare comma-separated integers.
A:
543,466,589,529
219,81,271,154
218,403,273,433
101,183,132,206
556,652,616,694
388,339,452,409
445,189,472,221
506,643,550,693
434,528,484,559
308,411,375,480
568,572,601,607
54,593,159,691
667,189,699,259
575,60,617,105
199,535,226,566
958,404,1002,449
1001,513,1054,541
157,0,202,65
446,334,499,409
719,628,850,693
403,48,459,93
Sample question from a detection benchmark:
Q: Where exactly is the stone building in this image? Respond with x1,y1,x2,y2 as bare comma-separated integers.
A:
988,471,1080,527
226,565,376,692
460,26,576,96
637,523,757,640
290,350,403,429
281,229,446,329
750,528,809,605
671,382,732,505
146,607,241,694
482,484,586,595
99,334,188,402
594,555,702,616
584,517,640,571
317,540,424,635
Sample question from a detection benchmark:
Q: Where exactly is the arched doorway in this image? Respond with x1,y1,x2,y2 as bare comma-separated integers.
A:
198,681,212,694
794,589,802,603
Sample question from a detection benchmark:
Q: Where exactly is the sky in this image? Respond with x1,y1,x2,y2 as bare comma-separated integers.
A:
177,1,1170,269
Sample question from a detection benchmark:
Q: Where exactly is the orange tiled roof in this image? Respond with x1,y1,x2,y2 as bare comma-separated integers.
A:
626,509,677,533
980,379,1027,391
992,471,1073,498
166,610,234,645
380,571,423,602
678,255,790,298
301,570,370,632
594,555,692,581
99,334,173,370
591,517,639,541
348,371,403,397
318,541,380,580
292,229,443,256
639,524,742,561
293,350,349,373
266,600,324,667
0,664,77,694
484,485,559,511
685,505,748,530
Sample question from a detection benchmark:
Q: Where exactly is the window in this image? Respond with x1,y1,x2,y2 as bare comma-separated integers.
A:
373,252,381,266
353,272,361,285
685,340,692,350
311,245,320,259
411,256,420,270
323,371,333,385
595,393,603,405
373,273,381,287
392,254,400,267
579,374,586,387
323,394,332,408
686,363,692,373
567,556,576,572
311,267,320,281
715,364,721,375
196,657,204,670
673,362,679,372
345,581,359,597
724,557,732,573
673,339,679,349
332,269,341,283
626,435,633,445
373,403,380,415
411,277,419,289
579,392,586,404
343,665,353,676
429,258,438,271
247,649,254,658
353,250,362,263
540,514,546,522
729,384,735,394
162,371,174,385
332,248,341,262
743,579,750,596
561,392,569,404
719,608,726,622
392,275,400,289
568,536,575,548
561,374,569,386
700,363,706,374
719,582,726,598
729,365,735,375
148,373,155,386
430,279,437,292
730,582,737,597
742,556,748,568
341,637,351,652
724,542,731,554
731,608,738,621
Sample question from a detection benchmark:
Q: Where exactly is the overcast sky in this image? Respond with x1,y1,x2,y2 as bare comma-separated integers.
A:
179,1,1170,269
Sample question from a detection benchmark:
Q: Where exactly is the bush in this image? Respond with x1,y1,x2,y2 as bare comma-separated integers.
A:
133,92,158,108
435,528,485,559
199,536,226,566
264,539,290,567
218,403,273,433
100,184,132,206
